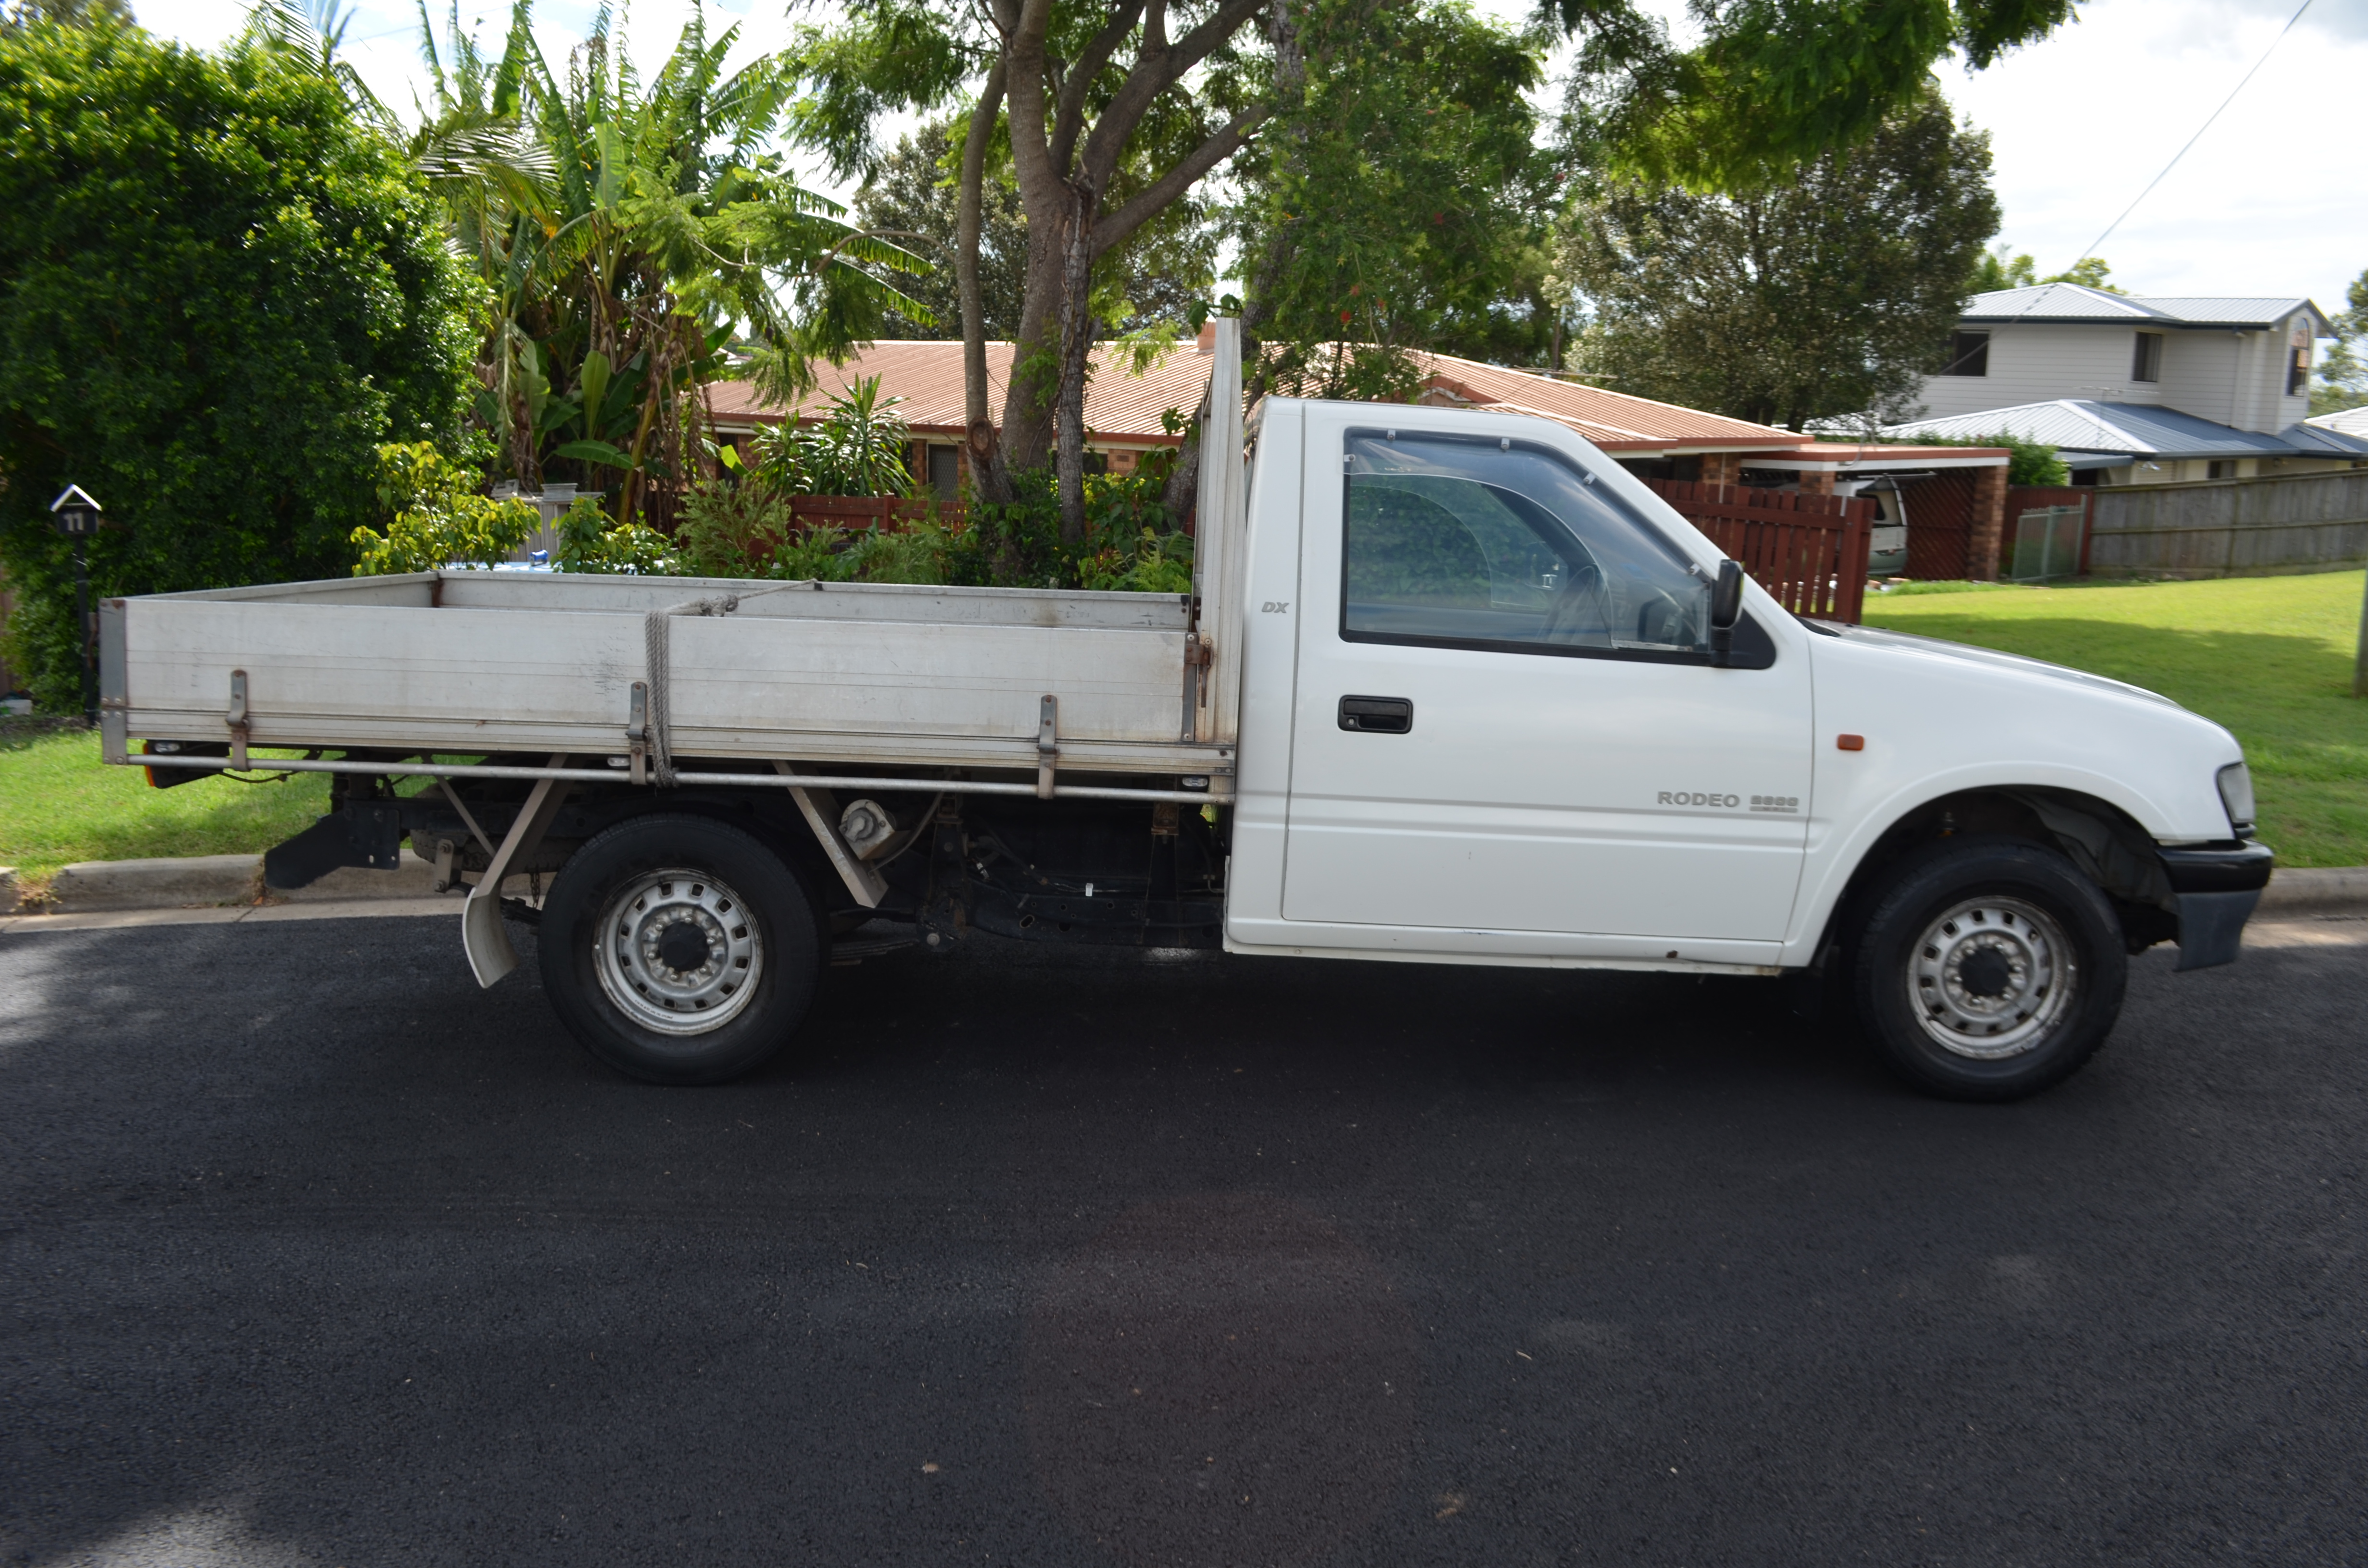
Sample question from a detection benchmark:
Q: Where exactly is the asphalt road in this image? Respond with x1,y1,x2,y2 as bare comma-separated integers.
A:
2,913,2365,1567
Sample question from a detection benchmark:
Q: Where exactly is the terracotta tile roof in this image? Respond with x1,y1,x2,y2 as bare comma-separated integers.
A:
1405,352,1799,452
705,341,1210,446
704,339,1803,455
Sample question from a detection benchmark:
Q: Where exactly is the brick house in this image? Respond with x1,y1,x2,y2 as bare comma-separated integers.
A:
705,328,1816,496
704,329,2017,576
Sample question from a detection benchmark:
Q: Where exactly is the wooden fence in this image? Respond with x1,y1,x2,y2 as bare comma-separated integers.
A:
2085,469,2368,578
1643,479,1875,623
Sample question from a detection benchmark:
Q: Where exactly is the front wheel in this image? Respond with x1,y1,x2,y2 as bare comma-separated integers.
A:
1850,836,2128,1102
540,813,822,1085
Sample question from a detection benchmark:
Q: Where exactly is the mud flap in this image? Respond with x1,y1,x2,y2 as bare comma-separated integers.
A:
2174,889,2260,971
461,760,571,988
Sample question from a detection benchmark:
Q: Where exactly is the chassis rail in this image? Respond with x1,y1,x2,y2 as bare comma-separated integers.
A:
119,753,1231,805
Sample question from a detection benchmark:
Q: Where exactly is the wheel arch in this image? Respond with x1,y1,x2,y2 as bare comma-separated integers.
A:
571,790,840,914
1800,784,2177,969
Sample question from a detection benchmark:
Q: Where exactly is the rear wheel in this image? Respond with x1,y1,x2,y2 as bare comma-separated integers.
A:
1850,836,2127,1102
540,813,821,1085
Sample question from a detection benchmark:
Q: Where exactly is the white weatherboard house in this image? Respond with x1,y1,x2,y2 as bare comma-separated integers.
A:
1887,283,2368,485
2308,404,2368,440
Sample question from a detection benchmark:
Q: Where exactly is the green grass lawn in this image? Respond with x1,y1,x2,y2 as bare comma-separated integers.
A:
0,726,329,890
1862,570,2368,868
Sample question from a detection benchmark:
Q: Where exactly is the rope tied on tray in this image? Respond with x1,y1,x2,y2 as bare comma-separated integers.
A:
642,582,803,786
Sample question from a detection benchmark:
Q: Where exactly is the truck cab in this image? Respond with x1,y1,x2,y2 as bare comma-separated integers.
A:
1215,399,2268,1096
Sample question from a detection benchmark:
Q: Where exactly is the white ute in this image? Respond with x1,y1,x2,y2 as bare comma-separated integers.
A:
104,324,2271,1100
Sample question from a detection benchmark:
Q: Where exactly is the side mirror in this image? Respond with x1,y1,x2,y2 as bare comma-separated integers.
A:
1709,559,1743,667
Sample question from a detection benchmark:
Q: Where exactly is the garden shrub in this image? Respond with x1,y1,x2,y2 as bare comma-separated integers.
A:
0,21,476,709
350,444,540,574
554,498,675,575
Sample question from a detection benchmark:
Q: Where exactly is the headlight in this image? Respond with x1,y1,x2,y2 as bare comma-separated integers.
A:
2216,761,2256,837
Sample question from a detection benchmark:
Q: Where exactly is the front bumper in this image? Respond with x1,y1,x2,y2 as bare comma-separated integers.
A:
2159,841,2275,971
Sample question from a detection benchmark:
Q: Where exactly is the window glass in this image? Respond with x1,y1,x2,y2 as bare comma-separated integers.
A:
2131,331,2163,384
926,445,960,499
1942,330,1989,377
1342,429,1710,658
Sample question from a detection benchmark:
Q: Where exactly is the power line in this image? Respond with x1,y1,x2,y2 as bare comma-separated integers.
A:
2063,0,2314,273
1928,0,2317,385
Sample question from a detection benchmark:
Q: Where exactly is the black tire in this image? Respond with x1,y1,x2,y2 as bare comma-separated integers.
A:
539,813,822,1085
1849,835,2127,1102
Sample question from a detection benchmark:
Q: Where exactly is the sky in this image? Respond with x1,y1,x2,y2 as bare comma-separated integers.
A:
128,0,2368,327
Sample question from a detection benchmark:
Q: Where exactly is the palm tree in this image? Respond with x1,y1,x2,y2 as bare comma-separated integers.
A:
403,0,927,522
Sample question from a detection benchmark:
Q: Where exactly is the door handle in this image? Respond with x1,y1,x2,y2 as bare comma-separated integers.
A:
1338,695,1413,734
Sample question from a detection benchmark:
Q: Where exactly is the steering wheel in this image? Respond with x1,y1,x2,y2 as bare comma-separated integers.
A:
1540,561,1611,644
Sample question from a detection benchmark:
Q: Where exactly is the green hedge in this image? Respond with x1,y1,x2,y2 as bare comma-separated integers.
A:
0,21,476,709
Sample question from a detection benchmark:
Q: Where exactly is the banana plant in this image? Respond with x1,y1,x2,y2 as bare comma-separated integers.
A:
398,0,930,521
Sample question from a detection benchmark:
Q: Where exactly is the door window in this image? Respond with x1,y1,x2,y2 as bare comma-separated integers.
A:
1342,429,1711,660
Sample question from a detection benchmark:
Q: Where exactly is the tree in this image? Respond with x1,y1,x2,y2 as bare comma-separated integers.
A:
397,1,927,525
1559,0,2082,191
1231,0,1562,402
0,20,477,711
792,0,1277,538
852,118,1217,342
1970,245,2035,292
2310,266,2368,416
1557,91,1999,431
857,122,1032,341
1967,246,2120,295
792,0,2078,538
2043,255,2118,292
0,0,132,30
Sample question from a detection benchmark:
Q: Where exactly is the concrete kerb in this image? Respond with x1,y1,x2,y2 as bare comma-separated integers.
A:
44,853,264,912
2256,867,2368,915
8,849,541,919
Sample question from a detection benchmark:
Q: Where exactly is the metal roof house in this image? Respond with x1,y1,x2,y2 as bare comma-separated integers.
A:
2307,404,2368,440
1886,396,2368,485
1900,283,2358,483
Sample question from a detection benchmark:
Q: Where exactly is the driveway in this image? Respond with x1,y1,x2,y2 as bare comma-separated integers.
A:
2,914,2364,1566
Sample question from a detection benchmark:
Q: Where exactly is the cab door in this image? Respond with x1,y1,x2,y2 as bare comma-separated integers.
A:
1279,416,1813,944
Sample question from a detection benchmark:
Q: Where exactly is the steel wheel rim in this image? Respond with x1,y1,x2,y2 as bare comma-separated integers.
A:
592,869,762,1037
1906,895,2075,1060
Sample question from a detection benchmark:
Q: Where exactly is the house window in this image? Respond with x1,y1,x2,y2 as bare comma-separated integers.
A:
2131,331,2163,383
2207,461,2235,480
1940,330,1989,377
926,444,960,499
2288,343,2310,397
